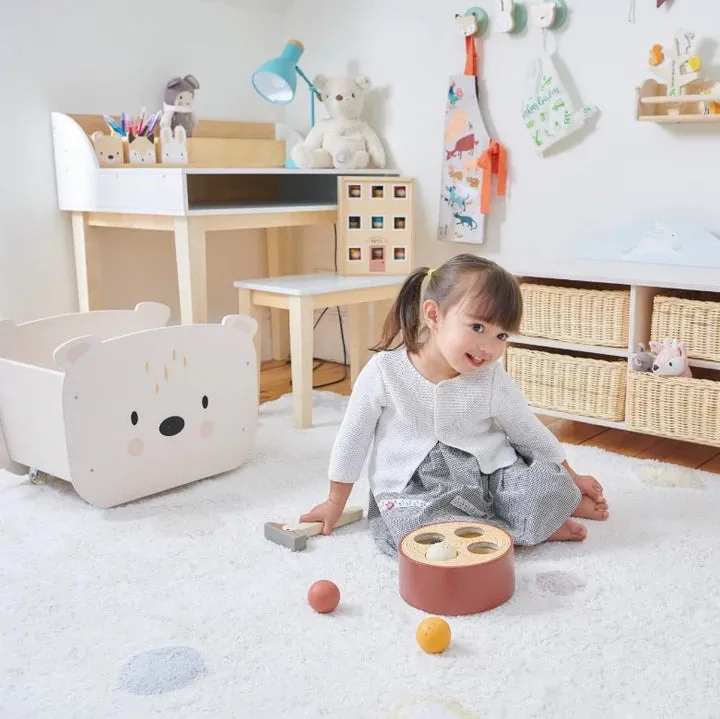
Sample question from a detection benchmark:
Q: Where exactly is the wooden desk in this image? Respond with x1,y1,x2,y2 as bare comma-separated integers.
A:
51,112,401,355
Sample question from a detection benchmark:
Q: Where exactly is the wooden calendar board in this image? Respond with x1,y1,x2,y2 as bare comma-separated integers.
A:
337,177,414,276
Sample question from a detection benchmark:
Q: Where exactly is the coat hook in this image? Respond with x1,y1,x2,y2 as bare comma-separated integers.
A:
494,0,528,34
529,0,568,31
455,6,489,37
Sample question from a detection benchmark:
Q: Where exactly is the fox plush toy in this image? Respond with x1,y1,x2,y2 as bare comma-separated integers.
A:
649,339,692,378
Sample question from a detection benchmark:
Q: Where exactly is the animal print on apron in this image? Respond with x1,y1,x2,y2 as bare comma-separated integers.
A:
438,33,507,245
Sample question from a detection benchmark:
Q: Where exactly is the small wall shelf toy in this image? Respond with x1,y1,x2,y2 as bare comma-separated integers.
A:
635,29,720,123
337,176,414,276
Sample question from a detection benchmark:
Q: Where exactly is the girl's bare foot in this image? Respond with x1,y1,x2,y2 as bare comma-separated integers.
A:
573,474,606,504
548,519,587,542
573,495,609,521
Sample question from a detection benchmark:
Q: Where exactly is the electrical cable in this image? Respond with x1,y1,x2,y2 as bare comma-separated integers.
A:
289,223,349,390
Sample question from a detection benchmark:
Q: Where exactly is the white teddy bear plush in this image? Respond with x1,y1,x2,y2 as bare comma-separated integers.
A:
291,74,386,170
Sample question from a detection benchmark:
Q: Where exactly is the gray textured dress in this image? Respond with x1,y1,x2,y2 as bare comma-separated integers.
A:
367,442,581,557
326,348,582,557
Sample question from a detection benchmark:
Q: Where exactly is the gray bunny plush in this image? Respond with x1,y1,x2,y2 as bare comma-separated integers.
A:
630,342,655,372
160,74,200,137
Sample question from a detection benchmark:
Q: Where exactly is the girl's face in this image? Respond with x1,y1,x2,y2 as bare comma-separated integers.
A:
423,298,511,376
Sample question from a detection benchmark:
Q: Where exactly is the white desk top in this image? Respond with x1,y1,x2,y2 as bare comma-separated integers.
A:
184,167,401,176
97,166,401,176
234,272,407,296
187,202,337,216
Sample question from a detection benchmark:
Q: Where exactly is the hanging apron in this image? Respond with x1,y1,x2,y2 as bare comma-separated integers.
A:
438,35,508,245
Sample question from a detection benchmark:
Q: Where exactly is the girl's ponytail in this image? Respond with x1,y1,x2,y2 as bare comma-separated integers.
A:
371,266,430,353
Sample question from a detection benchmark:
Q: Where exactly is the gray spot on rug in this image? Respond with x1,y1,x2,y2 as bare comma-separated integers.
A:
118,646,206,695
535,570,587,596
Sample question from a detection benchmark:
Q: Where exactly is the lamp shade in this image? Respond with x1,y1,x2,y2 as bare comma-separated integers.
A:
252,39,305,104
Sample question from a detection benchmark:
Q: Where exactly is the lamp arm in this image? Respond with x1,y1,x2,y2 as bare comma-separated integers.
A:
295,66,321,127
295,66,321,99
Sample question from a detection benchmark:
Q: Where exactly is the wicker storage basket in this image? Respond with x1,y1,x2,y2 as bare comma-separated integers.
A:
519,283,630,348
650,294,720,362
626,372,720,447
506,347,627,421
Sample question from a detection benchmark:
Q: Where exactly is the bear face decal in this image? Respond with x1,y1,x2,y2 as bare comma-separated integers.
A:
53,315,258,508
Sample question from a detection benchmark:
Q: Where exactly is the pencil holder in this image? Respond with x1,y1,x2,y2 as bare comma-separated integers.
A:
159,125,188,164
127,133,157,164
90,131,126,166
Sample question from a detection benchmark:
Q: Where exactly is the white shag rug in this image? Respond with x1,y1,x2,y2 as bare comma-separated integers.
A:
2,391,720,719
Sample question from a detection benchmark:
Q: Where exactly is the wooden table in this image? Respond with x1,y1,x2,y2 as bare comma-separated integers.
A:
235,272,406,428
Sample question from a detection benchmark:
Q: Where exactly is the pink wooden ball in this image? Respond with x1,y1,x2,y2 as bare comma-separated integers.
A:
307,580,340,613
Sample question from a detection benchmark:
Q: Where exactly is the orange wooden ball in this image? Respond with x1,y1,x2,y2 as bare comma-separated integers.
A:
307,580,340,613
416,616,452,654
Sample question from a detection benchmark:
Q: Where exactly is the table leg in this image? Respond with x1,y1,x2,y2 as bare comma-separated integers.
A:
237,288,264,393
266,227,291,360
348,303,370,385
71,212,102,312
173,217,207,324
288,295,314,429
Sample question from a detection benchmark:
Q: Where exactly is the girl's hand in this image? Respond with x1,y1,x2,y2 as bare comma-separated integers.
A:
299,500,346,535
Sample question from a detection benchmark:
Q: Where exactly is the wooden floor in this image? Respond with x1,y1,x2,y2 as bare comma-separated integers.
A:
260,360,720,474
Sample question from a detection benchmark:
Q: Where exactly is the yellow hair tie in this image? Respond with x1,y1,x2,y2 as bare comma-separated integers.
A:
427,268,435,278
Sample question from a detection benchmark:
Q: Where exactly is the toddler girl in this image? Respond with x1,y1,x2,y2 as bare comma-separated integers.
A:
300,254,609,556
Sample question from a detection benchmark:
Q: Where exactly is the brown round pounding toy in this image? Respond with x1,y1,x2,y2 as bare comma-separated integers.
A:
398,521,515,616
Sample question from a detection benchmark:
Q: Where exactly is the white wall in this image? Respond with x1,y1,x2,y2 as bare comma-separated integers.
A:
3,0,719,366
284,0,720,279
0,0,288,325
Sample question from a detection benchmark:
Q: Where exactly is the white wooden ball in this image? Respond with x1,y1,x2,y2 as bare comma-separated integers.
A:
425,541,457,562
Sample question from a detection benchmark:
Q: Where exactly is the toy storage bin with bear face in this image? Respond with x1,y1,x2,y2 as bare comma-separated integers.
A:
0,302,259,508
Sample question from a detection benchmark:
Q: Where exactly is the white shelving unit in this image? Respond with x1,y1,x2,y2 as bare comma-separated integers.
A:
504,269,720,444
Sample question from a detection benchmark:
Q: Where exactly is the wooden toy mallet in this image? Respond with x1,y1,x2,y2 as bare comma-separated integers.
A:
264,506,363,551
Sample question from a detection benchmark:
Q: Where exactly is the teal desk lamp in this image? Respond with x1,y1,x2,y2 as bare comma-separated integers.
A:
252,39,321,128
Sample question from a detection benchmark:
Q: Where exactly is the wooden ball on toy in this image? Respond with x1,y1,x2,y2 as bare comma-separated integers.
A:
416,616,452,654
307,580,340,613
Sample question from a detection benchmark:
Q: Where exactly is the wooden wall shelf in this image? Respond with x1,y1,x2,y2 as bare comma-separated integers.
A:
635,78,720,124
